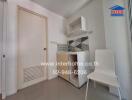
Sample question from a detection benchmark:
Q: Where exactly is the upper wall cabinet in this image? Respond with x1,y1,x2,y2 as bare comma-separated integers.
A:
67,16,92,37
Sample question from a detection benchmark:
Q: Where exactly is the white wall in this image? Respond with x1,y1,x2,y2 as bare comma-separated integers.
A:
67,0,106,61
7,0,66,96
103,0,131,99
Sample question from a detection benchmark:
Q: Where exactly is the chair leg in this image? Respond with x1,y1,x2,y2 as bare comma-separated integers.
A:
118,87,121,100
85,79,89,100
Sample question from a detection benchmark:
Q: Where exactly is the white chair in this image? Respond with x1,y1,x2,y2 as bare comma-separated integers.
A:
85,49,121,100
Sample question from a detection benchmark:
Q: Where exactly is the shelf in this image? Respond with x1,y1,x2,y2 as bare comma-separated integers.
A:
69,54,78,82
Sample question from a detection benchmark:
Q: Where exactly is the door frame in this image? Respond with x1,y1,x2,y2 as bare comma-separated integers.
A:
1,0,7,99
17,6,48,90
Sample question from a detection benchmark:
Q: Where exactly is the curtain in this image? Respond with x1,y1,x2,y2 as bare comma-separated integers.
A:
128,0,132,40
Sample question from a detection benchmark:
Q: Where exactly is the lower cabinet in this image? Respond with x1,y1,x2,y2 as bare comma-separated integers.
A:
57,51,91,88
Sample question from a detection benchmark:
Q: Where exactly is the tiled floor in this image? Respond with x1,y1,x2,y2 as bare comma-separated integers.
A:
5,78,119,100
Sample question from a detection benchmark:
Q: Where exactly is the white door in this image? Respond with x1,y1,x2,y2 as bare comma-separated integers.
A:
18,7,47,89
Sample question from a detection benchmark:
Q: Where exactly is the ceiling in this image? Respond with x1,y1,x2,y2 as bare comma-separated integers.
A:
32,0,91,18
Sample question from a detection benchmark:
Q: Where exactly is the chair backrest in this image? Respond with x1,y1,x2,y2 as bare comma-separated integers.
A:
94,49,116,76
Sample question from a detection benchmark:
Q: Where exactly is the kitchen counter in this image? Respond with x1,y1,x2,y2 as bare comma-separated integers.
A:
57,51,89,55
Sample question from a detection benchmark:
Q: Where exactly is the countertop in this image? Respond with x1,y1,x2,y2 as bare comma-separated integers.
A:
57,51,89,55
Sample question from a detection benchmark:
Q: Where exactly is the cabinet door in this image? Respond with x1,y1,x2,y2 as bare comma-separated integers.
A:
57,53,69,80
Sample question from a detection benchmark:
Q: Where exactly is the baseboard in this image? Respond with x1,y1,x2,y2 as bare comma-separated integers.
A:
6,88,17,97
48,75,58,80
109,86,127,100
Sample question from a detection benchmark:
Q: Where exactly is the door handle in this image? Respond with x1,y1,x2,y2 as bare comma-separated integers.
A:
3,54,6,58
43,48,47,51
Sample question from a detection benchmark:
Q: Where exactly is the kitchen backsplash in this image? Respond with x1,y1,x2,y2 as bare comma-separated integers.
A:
57,44,68,52
57,36,89,52
68,36,89,52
